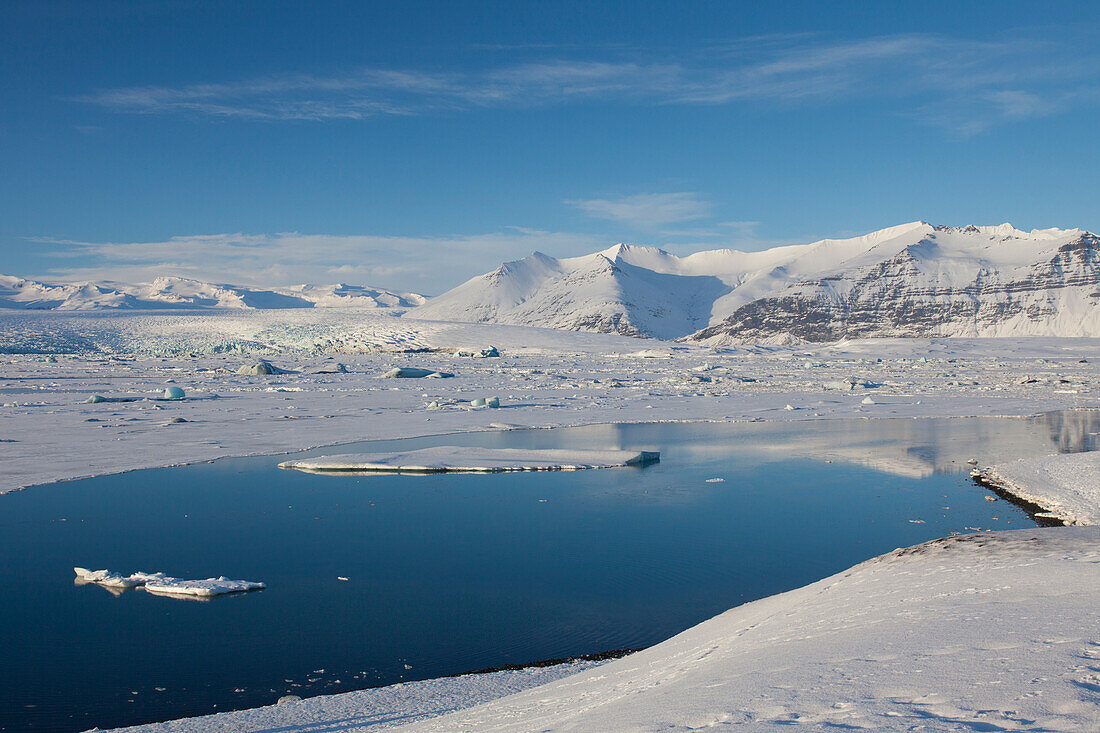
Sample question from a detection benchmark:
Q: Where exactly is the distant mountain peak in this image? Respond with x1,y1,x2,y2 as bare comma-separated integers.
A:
410,222,1099,342
0,275,425,312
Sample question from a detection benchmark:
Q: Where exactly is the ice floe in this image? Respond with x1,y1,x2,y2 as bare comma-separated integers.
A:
144,576,266,597
73,567,264,597
279,447,659,474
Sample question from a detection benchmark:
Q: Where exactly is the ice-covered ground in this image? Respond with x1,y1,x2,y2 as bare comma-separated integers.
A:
4,311,1100,732
1,311,1098,493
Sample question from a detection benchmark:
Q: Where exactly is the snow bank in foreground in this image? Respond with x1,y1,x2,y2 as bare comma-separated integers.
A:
109,660,604,733
279,447,660,474
394,528,1100,732
980,451,1100,525
74,568,265,597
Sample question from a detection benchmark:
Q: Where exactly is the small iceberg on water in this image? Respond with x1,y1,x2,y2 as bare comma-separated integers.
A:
74,567,264,598
279,447,660,475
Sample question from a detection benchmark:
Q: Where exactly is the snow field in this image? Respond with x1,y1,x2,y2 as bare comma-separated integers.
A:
1,317,1098,494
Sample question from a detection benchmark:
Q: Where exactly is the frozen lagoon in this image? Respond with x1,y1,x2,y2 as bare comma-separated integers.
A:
1,412,1097,731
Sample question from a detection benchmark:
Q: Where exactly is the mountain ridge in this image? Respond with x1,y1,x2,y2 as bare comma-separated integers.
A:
0,274,426,311
409,222,1100,342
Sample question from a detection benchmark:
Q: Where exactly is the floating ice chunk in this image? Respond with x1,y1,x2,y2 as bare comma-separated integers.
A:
861,396,875,405
237,360,291,376
73,567,146,588
73,568,262,597
143,576,266,597
381,367,454,379
162,386,185,400
705,478,725,483
279,447,660,474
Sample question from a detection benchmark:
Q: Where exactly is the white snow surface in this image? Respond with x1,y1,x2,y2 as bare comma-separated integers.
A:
2,310,1099,494
279,447,659,473
982,451,1100,526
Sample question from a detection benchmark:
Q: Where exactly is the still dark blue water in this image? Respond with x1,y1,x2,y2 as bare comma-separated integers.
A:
2,412,1096,732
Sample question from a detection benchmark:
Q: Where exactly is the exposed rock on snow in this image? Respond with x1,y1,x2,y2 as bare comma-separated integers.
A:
410,222,1100,343
279,447,659,474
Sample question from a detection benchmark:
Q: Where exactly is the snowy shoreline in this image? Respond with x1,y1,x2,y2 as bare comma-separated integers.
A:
975,451,1100,526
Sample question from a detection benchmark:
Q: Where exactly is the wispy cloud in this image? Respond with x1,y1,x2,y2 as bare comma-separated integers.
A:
34,229,607,294
568,193,711,229
74,31,1100,131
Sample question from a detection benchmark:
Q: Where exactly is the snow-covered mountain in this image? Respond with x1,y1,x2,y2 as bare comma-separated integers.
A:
0,275,426,311
410,222,1100,342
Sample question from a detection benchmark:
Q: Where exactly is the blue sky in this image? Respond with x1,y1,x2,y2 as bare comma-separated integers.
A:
3,1,1100,293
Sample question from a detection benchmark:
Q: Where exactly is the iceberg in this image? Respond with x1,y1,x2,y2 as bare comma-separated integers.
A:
279,447,660,474
237,360,291,375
